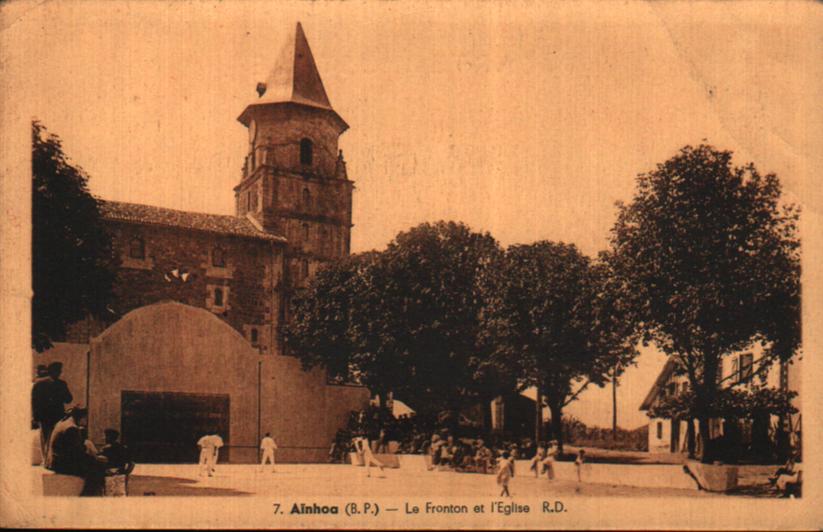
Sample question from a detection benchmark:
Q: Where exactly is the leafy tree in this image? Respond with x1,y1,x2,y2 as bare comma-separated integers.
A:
286,221,511,424
32,121,118,351
609,144,800,463
480,242,638,451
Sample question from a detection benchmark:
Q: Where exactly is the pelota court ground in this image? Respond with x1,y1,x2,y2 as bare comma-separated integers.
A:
38,460,777,498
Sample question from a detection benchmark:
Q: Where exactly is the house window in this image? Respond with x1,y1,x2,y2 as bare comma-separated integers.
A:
739,353,753,383
656,421,663,440
302,223,310,241
214,287,224,307
212,247,226,268
302,187,311,209
129,237,145,259
300,138,313,165
250,327,259,346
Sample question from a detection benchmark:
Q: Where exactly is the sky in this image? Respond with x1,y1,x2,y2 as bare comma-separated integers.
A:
3,0,821,429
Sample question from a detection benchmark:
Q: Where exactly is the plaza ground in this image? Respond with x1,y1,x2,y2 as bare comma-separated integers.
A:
103,462,777,498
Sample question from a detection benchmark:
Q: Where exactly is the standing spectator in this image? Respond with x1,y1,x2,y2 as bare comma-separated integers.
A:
32,362,73,464
542,440,558,480
260,432,277,472
475,439,493,474
375,427,389,454
574,448,586,490
530,442,547,477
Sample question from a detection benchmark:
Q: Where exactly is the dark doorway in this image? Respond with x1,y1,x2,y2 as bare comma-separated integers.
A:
670,419,680,453
121,390,230,463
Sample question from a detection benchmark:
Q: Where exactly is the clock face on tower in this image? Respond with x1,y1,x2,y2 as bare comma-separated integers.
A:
249,119,257,146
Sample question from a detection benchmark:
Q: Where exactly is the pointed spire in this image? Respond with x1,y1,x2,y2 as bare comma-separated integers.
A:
239,23,346,130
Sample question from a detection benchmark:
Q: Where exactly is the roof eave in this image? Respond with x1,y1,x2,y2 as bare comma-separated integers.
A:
237,101,349,132
103,216,287,244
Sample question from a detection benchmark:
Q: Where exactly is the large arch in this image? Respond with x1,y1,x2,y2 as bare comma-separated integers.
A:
88,301,260,462
86,301,370,463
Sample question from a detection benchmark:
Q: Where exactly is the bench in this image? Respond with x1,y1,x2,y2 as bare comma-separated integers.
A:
41,470,84,496
40,468,131,496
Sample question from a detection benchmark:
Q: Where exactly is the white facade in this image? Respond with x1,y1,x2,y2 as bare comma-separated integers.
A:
642,346,801,454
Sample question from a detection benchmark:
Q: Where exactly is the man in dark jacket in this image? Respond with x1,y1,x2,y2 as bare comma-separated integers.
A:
31,362,73,462
49,407,107,496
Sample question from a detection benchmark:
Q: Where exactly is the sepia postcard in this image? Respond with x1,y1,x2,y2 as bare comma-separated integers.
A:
1,1,822,529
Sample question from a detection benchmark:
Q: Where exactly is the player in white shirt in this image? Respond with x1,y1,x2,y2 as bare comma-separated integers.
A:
210,433,224,475
260,432,277,472
197,434,216,477
353,435,385,478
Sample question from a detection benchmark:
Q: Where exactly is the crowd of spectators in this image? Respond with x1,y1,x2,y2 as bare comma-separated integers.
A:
328,404,541,474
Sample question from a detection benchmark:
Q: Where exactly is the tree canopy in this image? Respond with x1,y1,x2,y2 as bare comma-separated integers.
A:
609,144,800,461
286,221,510,417
480,241,638,448
32,121,118,351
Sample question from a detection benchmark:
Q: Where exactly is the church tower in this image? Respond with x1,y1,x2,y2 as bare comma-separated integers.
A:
236,23,353,292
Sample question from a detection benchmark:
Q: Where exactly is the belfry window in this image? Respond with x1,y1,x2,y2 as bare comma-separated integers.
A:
212,247,226,268
129,237,145,260
302,223,310,240
300,138,313,165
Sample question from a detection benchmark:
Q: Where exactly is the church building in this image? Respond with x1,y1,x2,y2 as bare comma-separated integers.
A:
33,23,369,463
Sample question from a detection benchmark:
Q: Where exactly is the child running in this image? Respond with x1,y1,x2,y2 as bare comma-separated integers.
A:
497,451,515,497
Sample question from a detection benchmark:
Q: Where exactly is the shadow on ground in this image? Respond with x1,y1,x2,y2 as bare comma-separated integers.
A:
129,475,251,496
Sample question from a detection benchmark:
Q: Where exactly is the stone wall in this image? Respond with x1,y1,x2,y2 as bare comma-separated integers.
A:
67,221,284,355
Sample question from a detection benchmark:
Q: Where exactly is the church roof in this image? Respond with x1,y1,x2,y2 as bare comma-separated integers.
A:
100,201,286,242
238,22,347,130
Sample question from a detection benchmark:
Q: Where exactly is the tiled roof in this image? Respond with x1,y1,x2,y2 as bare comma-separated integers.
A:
100,200,286,242
638,358,679,411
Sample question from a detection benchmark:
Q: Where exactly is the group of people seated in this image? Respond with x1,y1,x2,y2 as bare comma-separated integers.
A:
769,451,802,497
44,406,135,495
33,362,134,496
427,434,497,473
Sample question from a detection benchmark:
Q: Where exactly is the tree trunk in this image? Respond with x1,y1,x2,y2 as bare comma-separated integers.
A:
482,395,493,436
697,355,719,464
686,418,696,458
534,387,543,444
612,369,618,439
698,416,713,463
548,401,564,455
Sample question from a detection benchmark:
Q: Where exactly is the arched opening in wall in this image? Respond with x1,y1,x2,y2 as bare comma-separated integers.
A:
214,287,224,307
300,138,313,165
301,259,309,279
129,237,145,259
250,327,259,346
212,247,226,268
302,222,310,241
302,187,311,209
